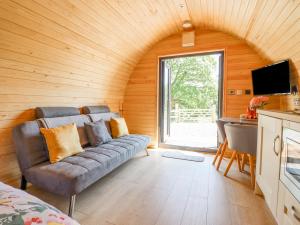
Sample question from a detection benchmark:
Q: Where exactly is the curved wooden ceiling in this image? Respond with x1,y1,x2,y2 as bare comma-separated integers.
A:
84,0,300,80
101,0,300,72
116,0,300,72
2,0,299,89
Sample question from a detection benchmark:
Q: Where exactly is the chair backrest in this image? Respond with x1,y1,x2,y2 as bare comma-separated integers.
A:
224,123,258,155
216,119,227,144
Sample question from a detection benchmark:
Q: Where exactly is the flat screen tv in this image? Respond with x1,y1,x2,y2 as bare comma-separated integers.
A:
251,60,291,95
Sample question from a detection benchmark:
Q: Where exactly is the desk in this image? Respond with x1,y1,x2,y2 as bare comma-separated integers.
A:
220,117,258,125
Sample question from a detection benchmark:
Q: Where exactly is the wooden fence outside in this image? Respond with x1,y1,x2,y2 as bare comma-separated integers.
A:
170,108,217,122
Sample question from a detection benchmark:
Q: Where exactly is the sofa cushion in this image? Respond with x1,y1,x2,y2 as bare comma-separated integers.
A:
25,134,150,196
82,105,110,114
84,120,112,146
118,134,150,153
110,117,129,138
13,121,48,173
88,112,119,135
40,115,91,147
40,124,84,163
36,107,80,119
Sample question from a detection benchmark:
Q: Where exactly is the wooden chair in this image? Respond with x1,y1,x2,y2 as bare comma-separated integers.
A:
223,123,257,189
213,120,228,171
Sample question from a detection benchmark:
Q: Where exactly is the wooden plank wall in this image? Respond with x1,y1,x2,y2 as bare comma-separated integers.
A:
0,0,297,183
123,30,281,146
0,1,138,184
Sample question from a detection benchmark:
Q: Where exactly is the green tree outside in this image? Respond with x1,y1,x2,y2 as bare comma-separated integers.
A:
165,55,219,110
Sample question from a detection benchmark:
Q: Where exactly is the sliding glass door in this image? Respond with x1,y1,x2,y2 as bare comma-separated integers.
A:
159,51,224,151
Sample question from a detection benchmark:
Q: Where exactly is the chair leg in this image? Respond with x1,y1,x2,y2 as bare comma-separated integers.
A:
248,154,255,189
224,150,237,176
68,195,76,217
212,143,223,165
216,139,227,171
236,153,242,172
241,153,246,171
20,175,27,190
145,148,149,156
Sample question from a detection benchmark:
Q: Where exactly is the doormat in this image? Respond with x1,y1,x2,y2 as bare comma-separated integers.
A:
161,151,205,162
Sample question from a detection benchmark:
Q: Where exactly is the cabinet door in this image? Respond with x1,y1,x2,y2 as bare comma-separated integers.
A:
277,182,300,225
256,114,282,217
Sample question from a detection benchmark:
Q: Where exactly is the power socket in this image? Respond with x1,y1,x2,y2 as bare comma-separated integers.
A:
245,89,251,95
236,90,243,95
228,89,235,95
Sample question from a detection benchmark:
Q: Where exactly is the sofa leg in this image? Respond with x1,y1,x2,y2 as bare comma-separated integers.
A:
20,175,27,190
145,148,149,156
68,195,76,217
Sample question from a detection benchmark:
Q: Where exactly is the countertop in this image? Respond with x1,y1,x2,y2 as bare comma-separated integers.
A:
258,109,300,123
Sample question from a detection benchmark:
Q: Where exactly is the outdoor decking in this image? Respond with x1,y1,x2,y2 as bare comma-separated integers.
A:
165,122,217,148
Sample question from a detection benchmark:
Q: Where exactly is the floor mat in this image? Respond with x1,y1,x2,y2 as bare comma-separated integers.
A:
161,151,205,162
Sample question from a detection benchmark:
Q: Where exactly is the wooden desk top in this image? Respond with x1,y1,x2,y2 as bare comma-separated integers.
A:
220,117,258,125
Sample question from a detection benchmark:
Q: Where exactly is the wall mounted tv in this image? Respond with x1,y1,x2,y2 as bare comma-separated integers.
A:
251,60,291,96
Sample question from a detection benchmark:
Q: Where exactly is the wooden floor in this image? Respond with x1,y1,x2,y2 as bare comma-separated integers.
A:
27,149,277,225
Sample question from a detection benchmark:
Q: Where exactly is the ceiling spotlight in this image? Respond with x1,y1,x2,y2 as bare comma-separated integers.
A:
182,20,193,30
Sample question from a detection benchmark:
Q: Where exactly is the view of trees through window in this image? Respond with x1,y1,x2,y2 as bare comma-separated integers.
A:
165,54,219,112
161,53,221,148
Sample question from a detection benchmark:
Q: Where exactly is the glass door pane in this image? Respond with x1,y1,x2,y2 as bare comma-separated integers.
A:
159,52,223,150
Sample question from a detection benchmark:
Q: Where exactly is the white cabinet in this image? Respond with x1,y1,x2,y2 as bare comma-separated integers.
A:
256,110,300,225
256,114,282,217
277,181,300,225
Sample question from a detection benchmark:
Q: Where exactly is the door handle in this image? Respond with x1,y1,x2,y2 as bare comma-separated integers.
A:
292,206,300,222
273,135,280,156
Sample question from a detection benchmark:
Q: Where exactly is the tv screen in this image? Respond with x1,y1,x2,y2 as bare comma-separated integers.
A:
251,60,290,95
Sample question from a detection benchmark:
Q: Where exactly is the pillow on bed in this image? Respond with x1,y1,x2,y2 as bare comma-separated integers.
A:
84,120,112,146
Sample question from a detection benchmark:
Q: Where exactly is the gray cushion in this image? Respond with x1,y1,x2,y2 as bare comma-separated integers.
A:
88,112,119,135
13,121,48,174
84,120,112,146
25,134,150,196
36,107,80,119
40,115,91,147
82,106,110,114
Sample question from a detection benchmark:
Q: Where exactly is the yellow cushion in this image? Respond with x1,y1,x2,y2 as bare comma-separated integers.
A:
40,123,84,163
110,117,129,138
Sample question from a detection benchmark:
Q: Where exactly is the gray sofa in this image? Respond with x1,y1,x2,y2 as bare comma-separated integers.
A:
13,106,150,216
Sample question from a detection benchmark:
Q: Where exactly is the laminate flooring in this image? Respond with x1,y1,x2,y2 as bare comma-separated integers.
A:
26,149,277,225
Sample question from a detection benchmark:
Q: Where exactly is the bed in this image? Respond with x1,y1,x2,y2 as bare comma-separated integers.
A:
0,182,80,225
